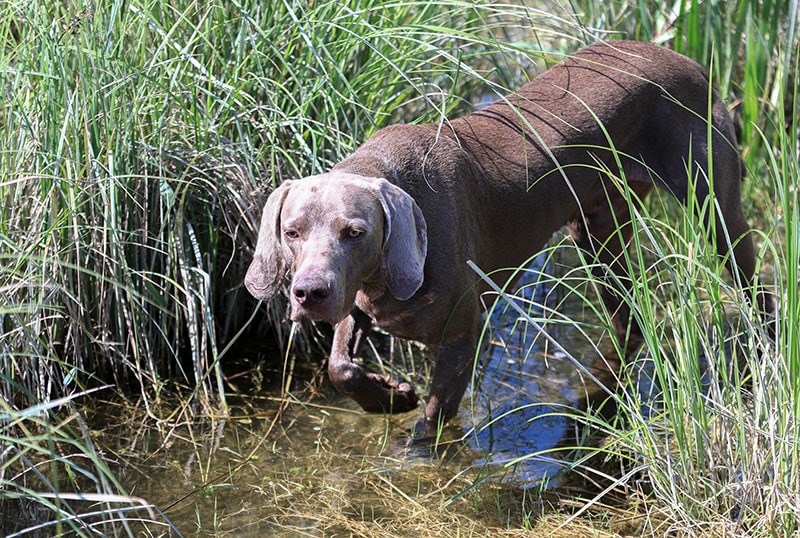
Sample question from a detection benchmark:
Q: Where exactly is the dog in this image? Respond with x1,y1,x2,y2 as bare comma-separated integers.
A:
245,40,762,435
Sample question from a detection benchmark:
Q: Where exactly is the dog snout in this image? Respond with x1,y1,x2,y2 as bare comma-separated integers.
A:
291,276,331,307
288,268,345,323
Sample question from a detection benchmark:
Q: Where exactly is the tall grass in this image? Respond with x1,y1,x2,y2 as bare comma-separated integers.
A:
477,1,799,535
0,0,576,534
0,0,797,535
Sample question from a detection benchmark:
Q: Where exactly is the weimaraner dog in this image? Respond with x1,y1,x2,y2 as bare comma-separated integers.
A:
246,41,762,435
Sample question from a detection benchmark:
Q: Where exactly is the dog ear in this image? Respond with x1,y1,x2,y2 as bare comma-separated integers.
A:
375,179,428,300
245,181,294,301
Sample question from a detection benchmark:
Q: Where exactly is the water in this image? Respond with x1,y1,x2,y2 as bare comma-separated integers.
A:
108,250,623,535
458,251,617,487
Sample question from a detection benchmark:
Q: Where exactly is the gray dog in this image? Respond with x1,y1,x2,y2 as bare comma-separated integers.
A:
245,41,760,435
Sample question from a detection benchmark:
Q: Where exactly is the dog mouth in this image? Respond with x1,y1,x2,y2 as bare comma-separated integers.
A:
289,297,348,325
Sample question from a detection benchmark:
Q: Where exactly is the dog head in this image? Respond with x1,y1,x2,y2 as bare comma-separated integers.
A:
244,172,427,324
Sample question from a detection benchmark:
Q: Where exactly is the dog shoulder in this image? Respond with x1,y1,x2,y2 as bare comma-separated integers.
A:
355,124,471,193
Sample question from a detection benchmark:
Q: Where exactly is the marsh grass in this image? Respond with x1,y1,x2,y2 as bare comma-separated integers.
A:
1,0,798,535
0,1,580,534
471,3,799,532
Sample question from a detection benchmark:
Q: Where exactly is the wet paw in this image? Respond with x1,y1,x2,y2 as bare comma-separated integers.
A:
366,373,419,413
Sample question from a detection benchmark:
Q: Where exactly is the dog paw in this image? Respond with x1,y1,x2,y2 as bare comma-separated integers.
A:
366,373,419,413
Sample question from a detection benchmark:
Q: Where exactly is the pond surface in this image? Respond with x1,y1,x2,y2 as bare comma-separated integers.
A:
107,250,632,536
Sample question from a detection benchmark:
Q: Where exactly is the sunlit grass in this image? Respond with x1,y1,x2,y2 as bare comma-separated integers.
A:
1,0,797,535
472,10,798,532
0,385,180,534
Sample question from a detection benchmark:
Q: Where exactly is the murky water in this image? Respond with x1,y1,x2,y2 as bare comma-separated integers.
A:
110,249,626,536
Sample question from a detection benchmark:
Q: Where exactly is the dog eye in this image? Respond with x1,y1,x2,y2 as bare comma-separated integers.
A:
284,229,300,240
346,228,364,239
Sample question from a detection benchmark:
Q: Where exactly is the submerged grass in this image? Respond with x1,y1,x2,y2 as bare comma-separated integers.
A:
0,0,798,535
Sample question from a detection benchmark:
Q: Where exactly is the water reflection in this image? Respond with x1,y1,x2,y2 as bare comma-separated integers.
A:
458,251,616,487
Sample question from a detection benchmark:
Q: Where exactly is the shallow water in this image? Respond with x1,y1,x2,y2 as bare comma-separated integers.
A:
111,251,625,535
458,252,619,486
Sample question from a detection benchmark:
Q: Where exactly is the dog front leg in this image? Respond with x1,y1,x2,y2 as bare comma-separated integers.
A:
328,308,419,414
422,339,477,436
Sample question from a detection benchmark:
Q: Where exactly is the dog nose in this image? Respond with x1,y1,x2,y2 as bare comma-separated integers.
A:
292,279,330,306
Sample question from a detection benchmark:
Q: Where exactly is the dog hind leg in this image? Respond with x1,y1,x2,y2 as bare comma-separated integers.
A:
568,180,653,356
